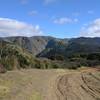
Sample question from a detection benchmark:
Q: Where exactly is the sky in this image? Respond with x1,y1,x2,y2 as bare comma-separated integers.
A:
0,0,100,38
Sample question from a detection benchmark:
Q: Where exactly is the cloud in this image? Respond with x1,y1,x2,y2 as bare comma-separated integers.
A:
0,18,43,37
80,18,100,37
53,17,78,25
28,10,38,16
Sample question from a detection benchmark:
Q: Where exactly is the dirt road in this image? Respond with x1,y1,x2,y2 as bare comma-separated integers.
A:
0,68,100,100
45,68,100,100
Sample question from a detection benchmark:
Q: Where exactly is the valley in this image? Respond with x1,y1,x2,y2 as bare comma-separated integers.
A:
0,0,100,99
1,36,100,72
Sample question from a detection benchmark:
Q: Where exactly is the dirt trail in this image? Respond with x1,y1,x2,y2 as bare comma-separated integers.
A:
52,69,100,100
0,68,100,100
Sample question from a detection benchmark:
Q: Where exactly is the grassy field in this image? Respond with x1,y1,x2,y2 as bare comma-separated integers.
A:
0,68,100,100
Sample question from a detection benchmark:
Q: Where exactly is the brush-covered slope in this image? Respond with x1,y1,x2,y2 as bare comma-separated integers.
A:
38,37,100,59
0,36,100,72
2,36,54,55
0,39,69,72
1,36,100,60
0,40,56,72
0,36,69,56
0,40,34,71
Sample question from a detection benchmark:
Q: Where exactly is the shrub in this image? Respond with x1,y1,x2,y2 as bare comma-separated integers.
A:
17,54,30,68
0,64,6,73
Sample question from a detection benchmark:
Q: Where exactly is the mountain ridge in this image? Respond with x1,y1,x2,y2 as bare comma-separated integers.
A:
1,36,100,55
1,36,100,57
0,36,100,72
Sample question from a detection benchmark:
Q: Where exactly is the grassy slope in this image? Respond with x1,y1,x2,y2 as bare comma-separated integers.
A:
0,69,60,100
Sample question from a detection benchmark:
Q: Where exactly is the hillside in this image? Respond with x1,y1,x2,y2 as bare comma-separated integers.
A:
1,36,100,57
2,36,54,55
0,36,100,72
0,40,58,72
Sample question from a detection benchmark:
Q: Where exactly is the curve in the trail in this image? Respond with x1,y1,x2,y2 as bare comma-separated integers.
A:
55,72,100,100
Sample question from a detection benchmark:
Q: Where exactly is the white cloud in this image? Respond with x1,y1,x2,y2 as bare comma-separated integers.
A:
0,18,43,37
80,18,100,37
53,17,78,25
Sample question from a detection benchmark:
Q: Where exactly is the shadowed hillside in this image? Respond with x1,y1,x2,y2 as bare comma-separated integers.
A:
0,36,100,72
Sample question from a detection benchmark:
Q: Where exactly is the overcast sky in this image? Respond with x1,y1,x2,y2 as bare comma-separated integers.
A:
0,0,100,38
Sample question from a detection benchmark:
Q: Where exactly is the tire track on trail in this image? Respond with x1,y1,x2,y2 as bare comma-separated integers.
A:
55,71,100,100
81,72,100,100
55,74,81,100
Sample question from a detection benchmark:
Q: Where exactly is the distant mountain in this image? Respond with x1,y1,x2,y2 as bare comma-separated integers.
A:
37,37,100,59
1,36,100,57
1,36,54,55
0,36,100,72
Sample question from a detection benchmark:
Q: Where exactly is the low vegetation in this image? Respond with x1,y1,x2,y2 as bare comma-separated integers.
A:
0,37,100,73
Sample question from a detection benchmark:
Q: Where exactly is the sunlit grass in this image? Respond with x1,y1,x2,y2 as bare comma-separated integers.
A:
0,86,10,98
30,91,42,100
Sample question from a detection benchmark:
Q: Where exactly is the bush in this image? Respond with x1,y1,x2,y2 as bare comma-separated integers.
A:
17,54,30,68
52,63,59,68
0,64,6,73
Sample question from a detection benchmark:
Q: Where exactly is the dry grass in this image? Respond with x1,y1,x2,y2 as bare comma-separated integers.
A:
0,68,99,100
